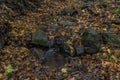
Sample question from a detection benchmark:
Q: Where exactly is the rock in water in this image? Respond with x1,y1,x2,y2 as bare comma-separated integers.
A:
81,28,101,54
31,30,49,47
102,32,120,47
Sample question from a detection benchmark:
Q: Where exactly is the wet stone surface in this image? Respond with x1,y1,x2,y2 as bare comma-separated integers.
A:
75,46,84,56
81,28,101,54
102,31,120,48
0,0,120,80
30,28,120,62
58,21,75,27
31,30,49,47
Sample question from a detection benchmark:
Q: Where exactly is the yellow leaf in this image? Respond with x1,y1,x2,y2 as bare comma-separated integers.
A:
35,78,38,80
20,30,25,34
61,68,67,73
66,40,72,45
74,29,78,32
79,60,82,64
35,64,39,67
69,77,75,80
107,49,111,54
0,73,3,79
69,45,74,54
111,55,116,60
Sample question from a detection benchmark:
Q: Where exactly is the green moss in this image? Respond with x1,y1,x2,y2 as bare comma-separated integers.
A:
5,65,13,78
31,30,48,47
113,8,120,14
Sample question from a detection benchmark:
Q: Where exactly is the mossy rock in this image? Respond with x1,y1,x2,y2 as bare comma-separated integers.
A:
31,30,49,47
81,28,101,54
102,32,120,48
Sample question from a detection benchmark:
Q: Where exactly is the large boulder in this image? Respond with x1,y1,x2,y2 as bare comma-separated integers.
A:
31,30,49,47
81,28,101,54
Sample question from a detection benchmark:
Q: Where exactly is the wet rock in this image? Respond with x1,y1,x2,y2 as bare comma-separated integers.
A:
0,40,5,48
75,46,84,56
54,36,75,56
54,36,68,47
43,48,65,68
48,38,54,48
58,7,78,16
60,44,75,57
43,48,59,60
58,21,75,27
31,47,65,68
81,28,101,54
30,48,45,61
102,32,120,47
31,30,49,47
111,19,120,25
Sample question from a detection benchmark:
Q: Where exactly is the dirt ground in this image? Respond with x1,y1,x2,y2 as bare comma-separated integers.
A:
0,0,120,80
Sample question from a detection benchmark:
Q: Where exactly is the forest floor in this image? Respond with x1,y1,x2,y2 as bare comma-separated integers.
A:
0,0,120,80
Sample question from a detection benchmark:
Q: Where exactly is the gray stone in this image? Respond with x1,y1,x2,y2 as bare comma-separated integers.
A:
60,44,75,57
59,21,75,27
102,32,120,47
43,48,65,68
54,36,75,56
31,30,48,47
75,46,84,56
81,28,101,54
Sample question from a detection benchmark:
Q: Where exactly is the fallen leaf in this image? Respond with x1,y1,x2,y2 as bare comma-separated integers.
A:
66,40,72,45
0,73,3,79
61,68,67,73
69,77,75,80
107,49,111,54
